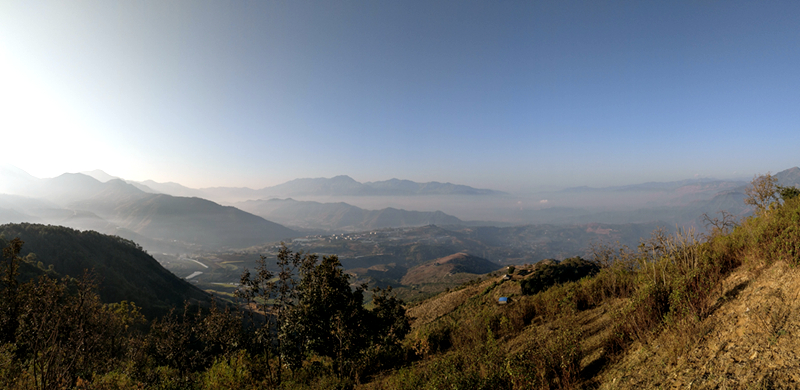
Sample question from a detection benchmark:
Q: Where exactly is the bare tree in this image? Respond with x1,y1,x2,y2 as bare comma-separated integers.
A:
701,210,738,238
744,173,779,215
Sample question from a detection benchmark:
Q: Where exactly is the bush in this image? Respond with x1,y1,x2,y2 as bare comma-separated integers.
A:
520,257,600,296
200,351,254,390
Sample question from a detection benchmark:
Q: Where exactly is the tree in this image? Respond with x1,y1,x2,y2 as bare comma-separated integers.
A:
286,253,369,378
701,210,738,238
744,173,779,215
778,185,800,202
362,286,410,375
238,246,411,381
370,286,410,345
236,243,303,386
0,237,23,345
10,271,143,390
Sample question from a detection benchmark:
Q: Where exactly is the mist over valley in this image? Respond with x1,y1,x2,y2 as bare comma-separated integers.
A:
4,165,798,303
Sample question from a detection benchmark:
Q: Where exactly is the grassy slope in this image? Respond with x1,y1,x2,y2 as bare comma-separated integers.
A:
361,196,800,389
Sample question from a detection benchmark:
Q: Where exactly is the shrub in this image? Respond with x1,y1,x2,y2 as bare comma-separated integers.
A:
520,257,600,296
200,351,254,390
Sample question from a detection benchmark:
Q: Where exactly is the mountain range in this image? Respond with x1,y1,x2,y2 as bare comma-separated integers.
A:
0,170,300,252
77,173,506,203
0,167,500,252
236,198,463,232
4,165,800,255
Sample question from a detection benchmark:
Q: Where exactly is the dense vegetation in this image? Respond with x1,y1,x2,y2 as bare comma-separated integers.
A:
519,256,600,296
0,236,409,389
0,224,210,318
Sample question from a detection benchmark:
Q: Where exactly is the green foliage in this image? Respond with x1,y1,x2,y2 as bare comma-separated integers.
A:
199,351,255,390
0,272,145,389
520,257,600,296
236,243,304,386
411,318,455,358
237,245,412,383
0,234,416,388
778,185,800,202
747,195,800,265
0,237,23,346
0,224,210,319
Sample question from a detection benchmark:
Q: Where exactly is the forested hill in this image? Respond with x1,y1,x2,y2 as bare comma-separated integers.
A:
0,223,210,318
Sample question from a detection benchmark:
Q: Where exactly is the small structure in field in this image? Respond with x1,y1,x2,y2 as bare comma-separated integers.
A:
498,297,509,305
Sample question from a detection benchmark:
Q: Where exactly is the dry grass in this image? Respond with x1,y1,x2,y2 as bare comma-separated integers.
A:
597,260,800,389
364,198,800,389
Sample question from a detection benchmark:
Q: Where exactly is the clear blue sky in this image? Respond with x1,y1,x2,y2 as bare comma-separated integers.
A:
1,1,798,191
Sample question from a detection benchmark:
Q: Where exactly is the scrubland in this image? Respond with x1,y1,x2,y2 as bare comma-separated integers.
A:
364,195,800,389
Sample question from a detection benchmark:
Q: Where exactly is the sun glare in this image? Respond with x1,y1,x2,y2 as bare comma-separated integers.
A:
0,50,116,178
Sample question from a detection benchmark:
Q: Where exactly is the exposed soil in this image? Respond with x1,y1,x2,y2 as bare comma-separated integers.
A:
596,260,800,389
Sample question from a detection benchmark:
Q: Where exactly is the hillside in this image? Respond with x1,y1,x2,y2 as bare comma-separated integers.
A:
0,223,210,318
0,172,301,251
84,194,300,250
362,185,800,389
401,253,501,285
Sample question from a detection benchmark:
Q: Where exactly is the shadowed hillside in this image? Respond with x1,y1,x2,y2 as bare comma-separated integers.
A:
89,194,300,250
0,223,210,318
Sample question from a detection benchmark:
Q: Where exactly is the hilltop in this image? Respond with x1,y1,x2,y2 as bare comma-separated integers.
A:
401,253,501,285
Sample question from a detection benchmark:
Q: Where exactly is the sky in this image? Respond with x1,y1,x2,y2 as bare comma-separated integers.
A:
1,1,799,192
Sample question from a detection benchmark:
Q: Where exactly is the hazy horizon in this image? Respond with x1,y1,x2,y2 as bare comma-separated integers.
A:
2,2,798,191
3,163,761,193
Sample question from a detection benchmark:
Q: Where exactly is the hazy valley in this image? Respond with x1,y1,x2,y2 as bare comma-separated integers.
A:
5,165,796,301
3,165,800,389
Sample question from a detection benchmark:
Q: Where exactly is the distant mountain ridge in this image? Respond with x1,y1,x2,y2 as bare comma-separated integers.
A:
561,178,747,194
0,172,300,251
146,175,506,203
775,167,800,187
237,198,463,231
256,176,505,197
